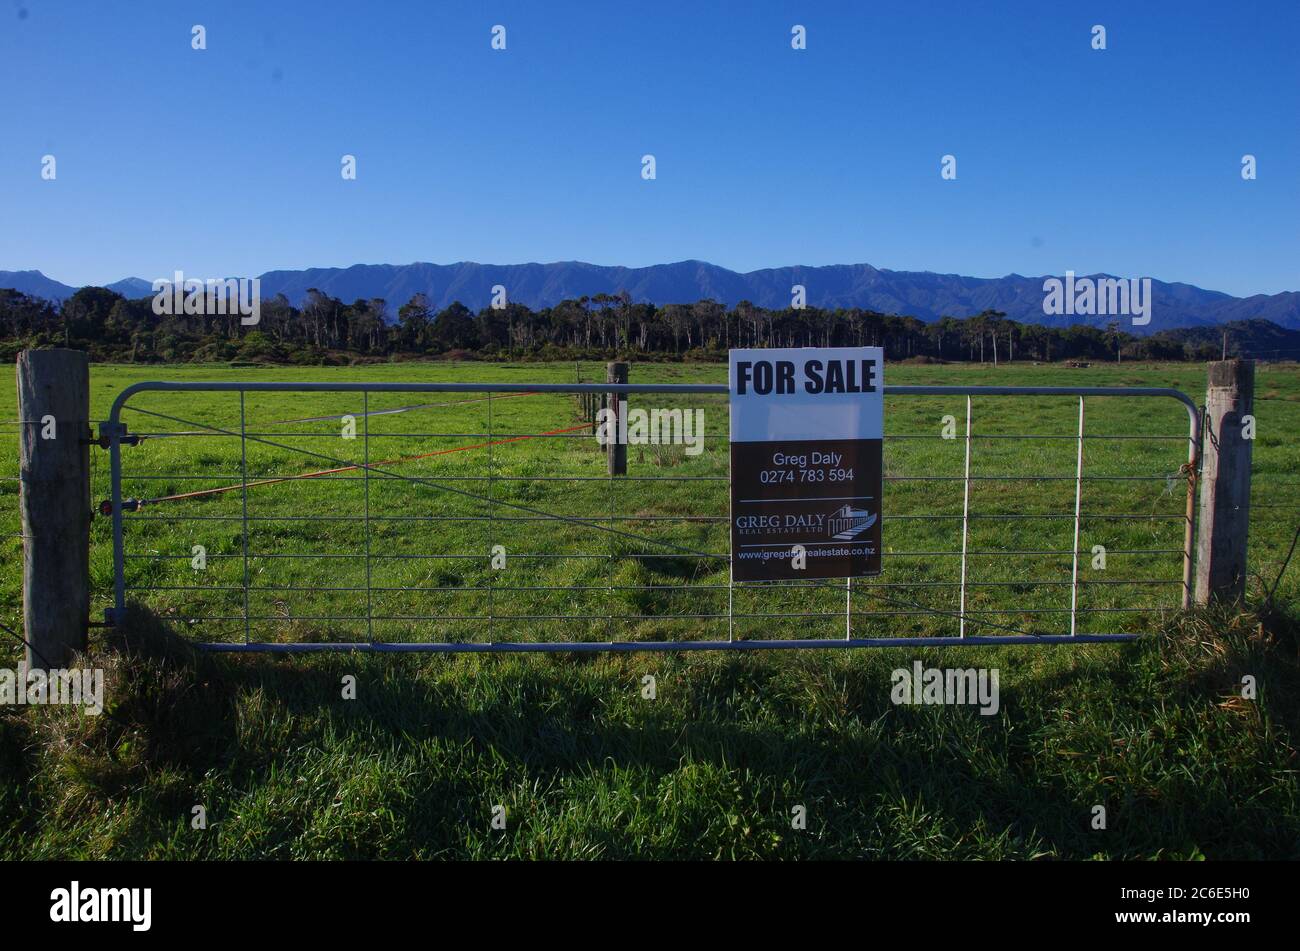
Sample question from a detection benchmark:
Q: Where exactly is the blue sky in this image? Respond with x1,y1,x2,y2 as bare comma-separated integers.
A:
0,0,1296,295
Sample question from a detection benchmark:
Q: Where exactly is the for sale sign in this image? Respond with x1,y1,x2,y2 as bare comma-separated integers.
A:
729,347,883,582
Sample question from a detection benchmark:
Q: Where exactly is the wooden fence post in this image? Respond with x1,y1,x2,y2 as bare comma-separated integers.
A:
17,349,91,668
606,361,627,476
1194,359,1254,605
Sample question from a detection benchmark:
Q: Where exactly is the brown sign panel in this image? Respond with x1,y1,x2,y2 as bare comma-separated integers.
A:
730,437,882,581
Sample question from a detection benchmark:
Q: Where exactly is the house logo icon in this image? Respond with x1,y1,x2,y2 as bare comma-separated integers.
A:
827,504,877,541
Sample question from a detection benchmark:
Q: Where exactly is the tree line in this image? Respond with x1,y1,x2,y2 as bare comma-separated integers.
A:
0,285,1255,365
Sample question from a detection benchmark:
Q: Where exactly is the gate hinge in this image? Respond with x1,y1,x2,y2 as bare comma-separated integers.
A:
96,420,140,449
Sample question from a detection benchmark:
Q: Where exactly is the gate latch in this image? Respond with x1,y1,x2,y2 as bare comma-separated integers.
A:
98,498,141,517
96,420,140,449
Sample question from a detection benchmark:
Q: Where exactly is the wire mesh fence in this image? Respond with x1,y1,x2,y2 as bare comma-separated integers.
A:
1249,393,1300,595
100,380,1199,651
0,419,21,645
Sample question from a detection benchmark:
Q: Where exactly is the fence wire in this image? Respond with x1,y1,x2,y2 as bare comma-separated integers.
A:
1249,393,1300,594
101,381,1199,651
0,421,21,657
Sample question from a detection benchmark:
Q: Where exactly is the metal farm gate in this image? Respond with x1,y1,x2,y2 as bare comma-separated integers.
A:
99,380,1200,651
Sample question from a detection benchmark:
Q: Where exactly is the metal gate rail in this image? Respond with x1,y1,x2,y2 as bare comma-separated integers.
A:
102,381,1200,652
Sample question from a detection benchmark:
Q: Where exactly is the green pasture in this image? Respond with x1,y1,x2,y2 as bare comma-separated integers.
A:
0,359,1296,858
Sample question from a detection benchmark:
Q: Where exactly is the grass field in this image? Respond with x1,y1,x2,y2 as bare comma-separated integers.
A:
1,359,1298,858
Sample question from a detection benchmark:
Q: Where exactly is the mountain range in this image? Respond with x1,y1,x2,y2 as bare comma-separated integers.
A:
2,261,1297,333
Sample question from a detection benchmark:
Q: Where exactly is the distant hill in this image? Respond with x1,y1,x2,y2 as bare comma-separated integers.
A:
0,271,154,301
3,261,1297,333
104,277,155,298
1153,319,1300,360
0,269,78,301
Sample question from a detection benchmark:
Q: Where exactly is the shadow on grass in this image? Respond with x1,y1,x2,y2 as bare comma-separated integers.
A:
7,599,1299,859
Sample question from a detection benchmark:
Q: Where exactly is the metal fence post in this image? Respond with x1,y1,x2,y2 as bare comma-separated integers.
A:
487,391,495,641
607,361,627,476
958,396,972,638
239,391,251,644
362,390,374,644
1194,359,1254,605
1068,396,1086,637
16,349,91,668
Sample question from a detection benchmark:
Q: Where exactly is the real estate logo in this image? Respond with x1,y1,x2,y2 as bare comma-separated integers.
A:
827,504,877,541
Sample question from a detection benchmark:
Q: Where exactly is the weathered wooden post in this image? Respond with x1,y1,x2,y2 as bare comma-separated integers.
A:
17,349,91,668
607,361,627,476
1194,359,1254,605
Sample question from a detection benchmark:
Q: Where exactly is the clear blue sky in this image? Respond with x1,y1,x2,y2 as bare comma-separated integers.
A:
0,0,1296,295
